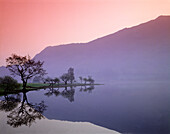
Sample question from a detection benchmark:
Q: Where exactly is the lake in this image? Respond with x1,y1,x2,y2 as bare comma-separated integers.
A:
0,81,170,134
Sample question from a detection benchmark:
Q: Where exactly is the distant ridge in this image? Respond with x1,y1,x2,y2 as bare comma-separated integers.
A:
1,15,170,83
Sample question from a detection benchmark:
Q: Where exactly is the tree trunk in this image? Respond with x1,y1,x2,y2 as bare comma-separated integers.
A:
22,80,27,90
65,81,67,85
21,75,27,90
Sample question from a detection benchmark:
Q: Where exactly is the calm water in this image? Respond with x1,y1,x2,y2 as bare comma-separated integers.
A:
1,81,170,134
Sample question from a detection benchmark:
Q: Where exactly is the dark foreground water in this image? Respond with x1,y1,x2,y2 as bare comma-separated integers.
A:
1,81,170,134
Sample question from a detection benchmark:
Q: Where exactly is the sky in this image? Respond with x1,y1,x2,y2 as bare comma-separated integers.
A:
0,0,170,66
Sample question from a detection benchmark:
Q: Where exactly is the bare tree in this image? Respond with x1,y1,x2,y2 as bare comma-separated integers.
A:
6,54,46,90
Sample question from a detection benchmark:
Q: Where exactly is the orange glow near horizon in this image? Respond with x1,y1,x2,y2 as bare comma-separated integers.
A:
0,0,170,66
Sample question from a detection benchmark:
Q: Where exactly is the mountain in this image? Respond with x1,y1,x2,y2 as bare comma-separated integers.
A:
0,66,11,77
1,15,170,83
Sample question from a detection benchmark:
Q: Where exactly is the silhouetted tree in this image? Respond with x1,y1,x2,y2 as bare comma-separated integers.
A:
68,67,75,84
45,77,53,86
47,77,60,88
6,54,46,90
0,76,20,91
60,73,70,85
45,77,51,83
54,77,60,86
83,78,88,84
87,76,95,84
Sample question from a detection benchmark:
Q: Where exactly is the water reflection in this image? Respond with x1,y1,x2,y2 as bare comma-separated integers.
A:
44,85,95,102
79,85,95,93
0,85,95,128
44,87,60,97
0,91,47,128
1,82,169,133
0,94,21,112
61,86,75,102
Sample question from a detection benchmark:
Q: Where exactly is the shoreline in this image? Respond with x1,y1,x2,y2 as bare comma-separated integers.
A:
0,83,103,95
0,110,120,134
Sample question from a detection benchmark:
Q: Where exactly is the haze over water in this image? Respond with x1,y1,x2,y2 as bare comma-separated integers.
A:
9,80,169,134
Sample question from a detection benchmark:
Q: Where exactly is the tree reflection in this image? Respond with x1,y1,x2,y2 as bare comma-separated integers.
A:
44,85,95,102
61,86,75,102
0,85,95,128
44,87,60,97
0,94,21,112
79,85,95,93
0,91,47,128
44,86,75,102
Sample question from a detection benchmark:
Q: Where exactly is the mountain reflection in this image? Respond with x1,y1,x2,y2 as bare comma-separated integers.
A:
0,91,47,128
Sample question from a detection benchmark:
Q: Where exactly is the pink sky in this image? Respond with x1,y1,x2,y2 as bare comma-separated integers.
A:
0,0,170,66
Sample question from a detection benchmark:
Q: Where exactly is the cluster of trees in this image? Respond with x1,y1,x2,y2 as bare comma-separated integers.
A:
37,67,75,86
60,67,75,85
44,77,60,85
0,76,20,91
34,68,94,86
5,54,95,91
79,76,95,84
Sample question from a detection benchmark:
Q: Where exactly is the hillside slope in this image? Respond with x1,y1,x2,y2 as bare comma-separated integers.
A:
1,16,170,83
34,16,170,82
